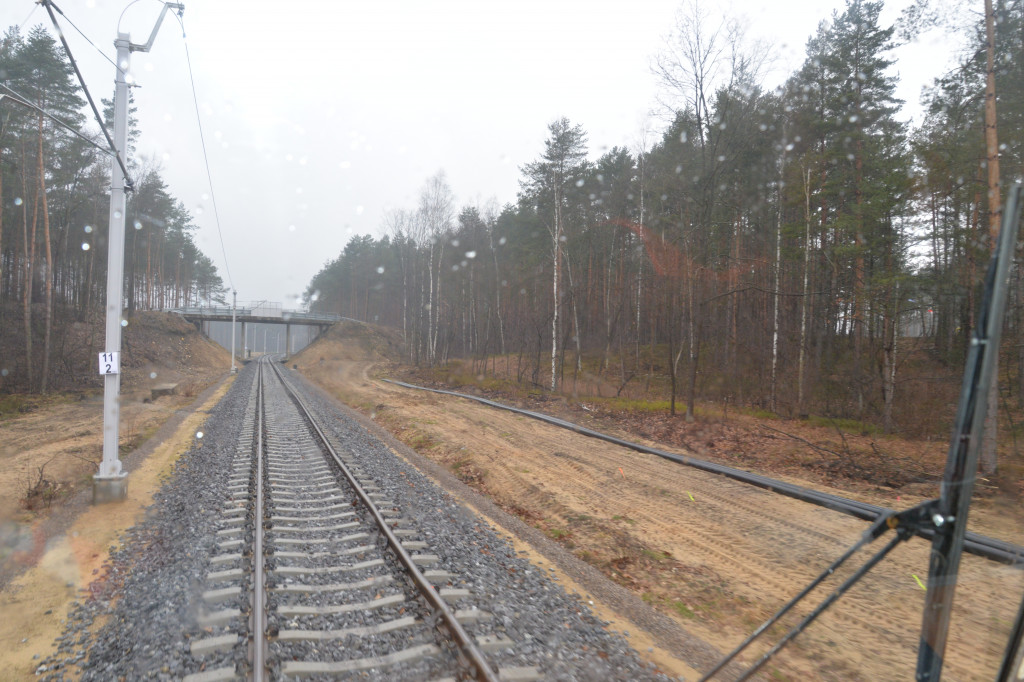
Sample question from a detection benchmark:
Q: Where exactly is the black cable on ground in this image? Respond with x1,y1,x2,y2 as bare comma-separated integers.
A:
383,378,1024,566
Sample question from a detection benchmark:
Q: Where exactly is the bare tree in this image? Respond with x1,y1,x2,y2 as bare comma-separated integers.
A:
418,170,455,366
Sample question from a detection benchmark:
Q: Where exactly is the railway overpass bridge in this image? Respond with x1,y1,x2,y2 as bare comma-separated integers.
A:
165,303,342,358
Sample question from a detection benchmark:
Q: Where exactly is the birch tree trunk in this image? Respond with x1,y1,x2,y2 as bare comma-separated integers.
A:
551,182,561,392
770,153,785,414
797,167,812,417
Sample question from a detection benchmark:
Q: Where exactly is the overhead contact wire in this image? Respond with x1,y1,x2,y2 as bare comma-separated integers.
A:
40,0,133,190
46,0,125,75
173,11,234,292
0,83,112,155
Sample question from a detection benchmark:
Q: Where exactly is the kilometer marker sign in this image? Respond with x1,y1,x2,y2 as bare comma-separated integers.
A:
98,352,120,375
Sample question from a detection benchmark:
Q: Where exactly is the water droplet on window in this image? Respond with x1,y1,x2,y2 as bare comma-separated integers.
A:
519,288,527,295
150,372,157,379
0,369,7,377
82,243,90,251
196,431,204,439
466,251,476,259
498,237,506,246
575,179,585,187
134,220,142,230
14,197,23,206
288,225,296,232
114,210,122,219
355,205,364,215
84,225,93,233
376,266,385,274
120,320,128,327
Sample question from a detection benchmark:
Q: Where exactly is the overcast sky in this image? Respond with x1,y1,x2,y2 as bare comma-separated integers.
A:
2,0,961,306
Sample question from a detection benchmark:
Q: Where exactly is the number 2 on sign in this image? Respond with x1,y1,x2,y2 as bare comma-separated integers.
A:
98,352,120,375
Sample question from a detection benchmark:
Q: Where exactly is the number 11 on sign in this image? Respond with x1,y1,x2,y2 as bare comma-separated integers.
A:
99,352,120,375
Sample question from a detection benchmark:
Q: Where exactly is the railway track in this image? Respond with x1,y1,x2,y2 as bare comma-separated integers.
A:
39,357,668,681
184,357,529,681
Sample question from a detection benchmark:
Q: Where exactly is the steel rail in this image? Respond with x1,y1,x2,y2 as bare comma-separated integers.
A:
382,379,1024,566
269,362,499,682
251,358,267,680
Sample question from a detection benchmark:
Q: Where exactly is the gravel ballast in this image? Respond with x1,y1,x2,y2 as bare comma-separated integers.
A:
36,360,679,680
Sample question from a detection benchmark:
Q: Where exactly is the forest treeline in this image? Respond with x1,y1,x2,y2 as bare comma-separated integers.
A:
0,25,226,392
304,0,1024,438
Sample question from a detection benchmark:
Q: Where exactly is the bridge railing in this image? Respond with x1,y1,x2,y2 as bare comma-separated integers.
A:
166,306,252,317
164,306,341,322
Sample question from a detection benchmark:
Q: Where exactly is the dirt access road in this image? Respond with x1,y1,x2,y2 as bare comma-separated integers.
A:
294,326,1024,681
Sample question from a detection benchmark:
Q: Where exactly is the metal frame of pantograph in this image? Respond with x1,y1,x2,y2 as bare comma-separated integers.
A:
697,183,1024,682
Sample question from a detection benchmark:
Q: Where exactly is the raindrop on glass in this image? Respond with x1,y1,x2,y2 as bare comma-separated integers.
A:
498,237,507,246
114,210,122,219
288,225,296,232
466,251,476,259
150,372,157,379
196,431,204,439
14,197,23,206
0,369,7,377
84,225,93,233
121,319,128,327
82,243,90,251
134,220,142,230
575,179,585,187
376,266,385,274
